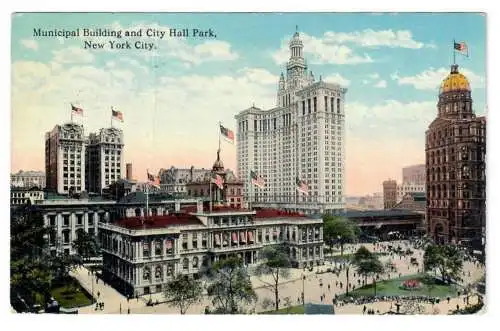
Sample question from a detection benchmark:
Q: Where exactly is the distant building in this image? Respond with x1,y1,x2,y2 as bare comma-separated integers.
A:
126,163,133,181
86,127,124,194
402,164,426,185
383,179,398,209
426,64,486,248
158,166,211,195
10,187,44,205
396,182,426,202
185,151,244,209
45,123,86,194
11,170,46,189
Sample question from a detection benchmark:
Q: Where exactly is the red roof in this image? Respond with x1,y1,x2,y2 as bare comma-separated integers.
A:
255,209,306,219
115,214,202,230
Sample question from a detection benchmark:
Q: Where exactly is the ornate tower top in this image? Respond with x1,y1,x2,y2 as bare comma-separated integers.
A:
439,64,471,94
212,149,225,173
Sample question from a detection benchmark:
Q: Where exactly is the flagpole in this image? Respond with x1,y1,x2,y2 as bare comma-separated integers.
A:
146,170,149,220
110,107,113,128
70,104,73,123
218,121,222,153
209,179,212,213
453,39,456,65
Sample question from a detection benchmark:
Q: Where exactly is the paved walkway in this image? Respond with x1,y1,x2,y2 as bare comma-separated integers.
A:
73,240,485,315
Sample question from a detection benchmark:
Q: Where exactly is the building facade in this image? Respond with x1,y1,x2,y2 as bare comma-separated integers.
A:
11,170,46,189
402,164,426,185
158,166,211,195
10,187,44,205
383,179,398,209
86,127,124,194
425,64,486,248
396,182,426,202
45,123,86,194
99,207,324,296
235,30,346,215
185,151,244,208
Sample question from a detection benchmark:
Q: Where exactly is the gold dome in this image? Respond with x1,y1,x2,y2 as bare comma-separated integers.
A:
439,64,471,94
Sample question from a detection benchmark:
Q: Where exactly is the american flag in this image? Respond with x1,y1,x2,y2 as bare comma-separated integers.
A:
211,173,224,190
250,170,265,188
112,108,124,122
220,124,235,143
147,171,160,188
71,104,83,115
454,41,468,56
296,177,309,195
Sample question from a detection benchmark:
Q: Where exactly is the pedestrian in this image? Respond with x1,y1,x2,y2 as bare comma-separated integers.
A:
136,294,139,302
120,303,122,314
456,304,460,311
336,281,338,287
127,307,130,314
320,295,323,302
447,297,450,304
328,284,331,291
363,305,367,314
97,291,100,298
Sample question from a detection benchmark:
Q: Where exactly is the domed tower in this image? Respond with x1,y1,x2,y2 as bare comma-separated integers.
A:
286,29,307,91
425,64,486,249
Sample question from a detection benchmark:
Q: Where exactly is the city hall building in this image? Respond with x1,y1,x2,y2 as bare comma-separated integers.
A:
98,154,324,296
235,30,346,215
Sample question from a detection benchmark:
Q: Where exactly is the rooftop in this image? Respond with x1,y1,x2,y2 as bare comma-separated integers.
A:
115,214,203,229
118,191,194,204
255,209,307,219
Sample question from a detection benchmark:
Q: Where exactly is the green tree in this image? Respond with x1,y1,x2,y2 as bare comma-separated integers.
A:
254,245,292,311
163,275,203,314
352,246,384,296
323,216,360,257
72,228,99,262
206,257,257,314
423,244,464,283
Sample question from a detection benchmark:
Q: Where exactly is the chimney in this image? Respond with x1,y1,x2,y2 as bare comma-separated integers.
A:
126,163,133,181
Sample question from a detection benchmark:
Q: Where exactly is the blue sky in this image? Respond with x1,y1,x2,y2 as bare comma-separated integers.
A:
11,12,486,195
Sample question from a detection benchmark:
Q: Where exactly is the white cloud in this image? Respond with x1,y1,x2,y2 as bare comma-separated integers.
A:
374,80,387,88
11,60,276,178
391,67,485,90
272,33,373,65
323,73,350,86
169,40,239,65
369,73,380,79
52,47,95,64
324,29,433,49
20,39,38,51
362,79,370,85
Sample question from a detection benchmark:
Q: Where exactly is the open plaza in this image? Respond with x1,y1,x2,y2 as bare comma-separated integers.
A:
70,240,485,315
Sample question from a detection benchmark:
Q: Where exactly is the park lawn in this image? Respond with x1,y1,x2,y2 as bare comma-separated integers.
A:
50,277,93,308
344,274,458,298
262,305,305,314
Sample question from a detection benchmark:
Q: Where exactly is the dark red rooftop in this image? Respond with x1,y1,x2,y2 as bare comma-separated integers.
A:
255,209,306,219
115,214,203,230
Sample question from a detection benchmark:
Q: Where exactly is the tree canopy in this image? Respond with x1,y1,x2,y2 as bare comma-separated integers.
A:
254,245,292,311
163,275,203,314
206,257,257,314
323,216,360,256
423,243,464,283
352,246,384,296
72,228,99,262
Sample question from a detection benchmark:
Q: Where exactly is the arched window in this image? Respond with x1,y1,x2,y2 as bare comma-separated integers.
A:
152,208,158,216
182,258,189,270
192,257,199,268
155,240,162,256
135,208,141,217
143,267,151,280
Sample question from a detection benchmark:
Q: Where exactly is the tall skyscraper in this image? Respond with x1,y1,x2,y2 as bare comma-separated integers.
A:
85,127,124,194
235,30,347,215
426,64,486,248
45,123,86,194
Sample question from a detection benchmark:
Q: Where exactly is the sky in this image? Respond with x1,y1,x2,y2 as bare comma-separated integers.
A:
11,13,486,196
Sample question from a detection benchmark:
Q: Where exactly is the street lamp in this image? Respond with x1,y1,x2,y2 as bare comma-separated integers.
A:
302,274,306,307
